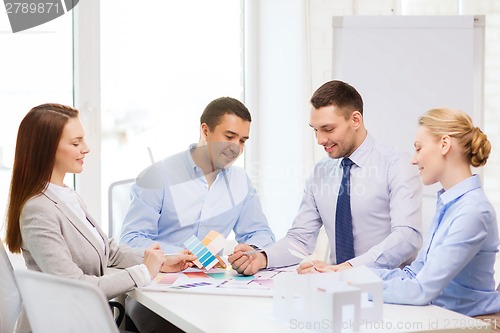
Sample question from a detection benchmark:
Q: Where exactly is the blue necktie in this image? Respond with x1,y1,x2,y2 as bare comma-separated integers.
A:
335,158,354,264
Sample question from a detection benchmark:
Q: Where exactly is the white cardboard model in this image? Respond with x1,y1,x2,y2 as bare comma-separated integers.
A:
273,266,382,333
336,266,383,323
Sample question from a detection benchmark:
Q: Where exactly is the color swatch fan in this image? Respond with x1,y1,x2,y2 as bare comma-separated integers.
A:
183,230,226,270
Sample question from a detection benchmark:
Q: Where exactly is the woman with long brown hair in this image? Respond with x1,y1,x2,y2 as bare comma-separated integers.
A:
5,103,194,332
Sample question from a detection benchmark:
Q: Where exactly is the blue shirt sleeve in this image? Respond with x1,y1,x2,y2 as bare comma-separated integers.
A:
265,172,324,268
377,208,489,305
120,167,184,253
232,177,275,248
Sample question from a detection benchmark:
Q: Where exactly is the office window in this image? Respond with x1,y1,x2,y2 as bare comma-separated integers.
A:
0,15,73,236
100,0,244,229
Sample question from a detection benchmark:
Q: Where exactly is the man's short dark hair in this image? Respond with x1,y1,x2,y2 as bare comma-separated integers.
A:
310,80,363,118
200,97,251,130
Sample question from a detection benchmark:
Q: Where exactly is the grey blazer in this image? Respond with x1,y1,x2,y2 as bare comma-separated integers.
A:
16,187,149,333
20,187,149,297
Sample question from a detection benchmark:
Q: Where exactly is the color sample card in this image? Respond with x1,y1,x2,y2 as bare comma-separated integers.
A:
202,230,226,255
184,271,210,279
154,273,180,285
233,275,255,281
183,235,219,270
206,272,230,280
170,281,212,289
251,279,274,288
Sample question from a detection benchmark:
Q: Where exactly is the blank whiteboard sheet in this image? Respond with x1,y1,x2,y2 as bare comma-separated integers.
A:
332,15,484,155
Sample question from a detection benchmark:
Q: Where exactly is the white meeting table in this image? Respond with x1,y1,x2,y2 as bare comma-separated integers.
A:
128,288,491,333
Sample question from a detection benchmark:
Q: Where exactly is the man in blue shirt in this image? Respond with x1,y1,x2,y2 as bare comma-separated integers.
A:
229,80,423,275
120,97,275,253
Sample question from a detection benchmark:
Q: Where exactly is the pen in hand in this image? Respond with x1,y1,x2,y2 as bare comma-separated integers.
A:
287,241,319,272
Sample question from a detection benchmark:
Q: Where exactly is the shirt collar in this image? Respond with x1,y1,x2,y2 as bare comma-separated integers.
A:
345,133,374,168
437,174,482,206
184,143,202,178
184,143,227,179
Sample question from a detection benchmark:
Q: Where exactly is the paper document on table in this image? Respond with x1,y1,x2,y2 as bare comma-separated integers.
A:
141,267,296,297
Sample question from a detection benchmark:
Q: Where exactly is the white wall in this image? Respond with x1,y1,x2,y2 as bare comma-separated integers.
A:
245,0,314,239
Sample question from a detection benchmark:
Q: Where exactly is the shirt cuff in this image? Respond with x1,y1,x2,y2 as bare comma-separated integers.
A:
138,264,152,284
125,264,151,287
348,253,376,268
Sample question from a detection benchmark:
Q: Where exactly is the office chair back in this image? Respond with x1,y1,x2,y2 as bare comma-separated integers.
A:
0,241,22,333
108,178,135,241
14,269,120,333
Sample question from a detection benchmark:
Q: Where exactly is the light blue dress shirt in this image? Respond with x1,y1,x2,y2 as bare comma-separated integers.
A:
120,145,275,253
265,134,423,268
373,175,500,316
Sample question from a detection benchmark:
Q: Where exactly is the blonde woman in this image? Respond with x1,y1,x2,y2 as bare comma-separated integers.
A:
372,108,499,318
